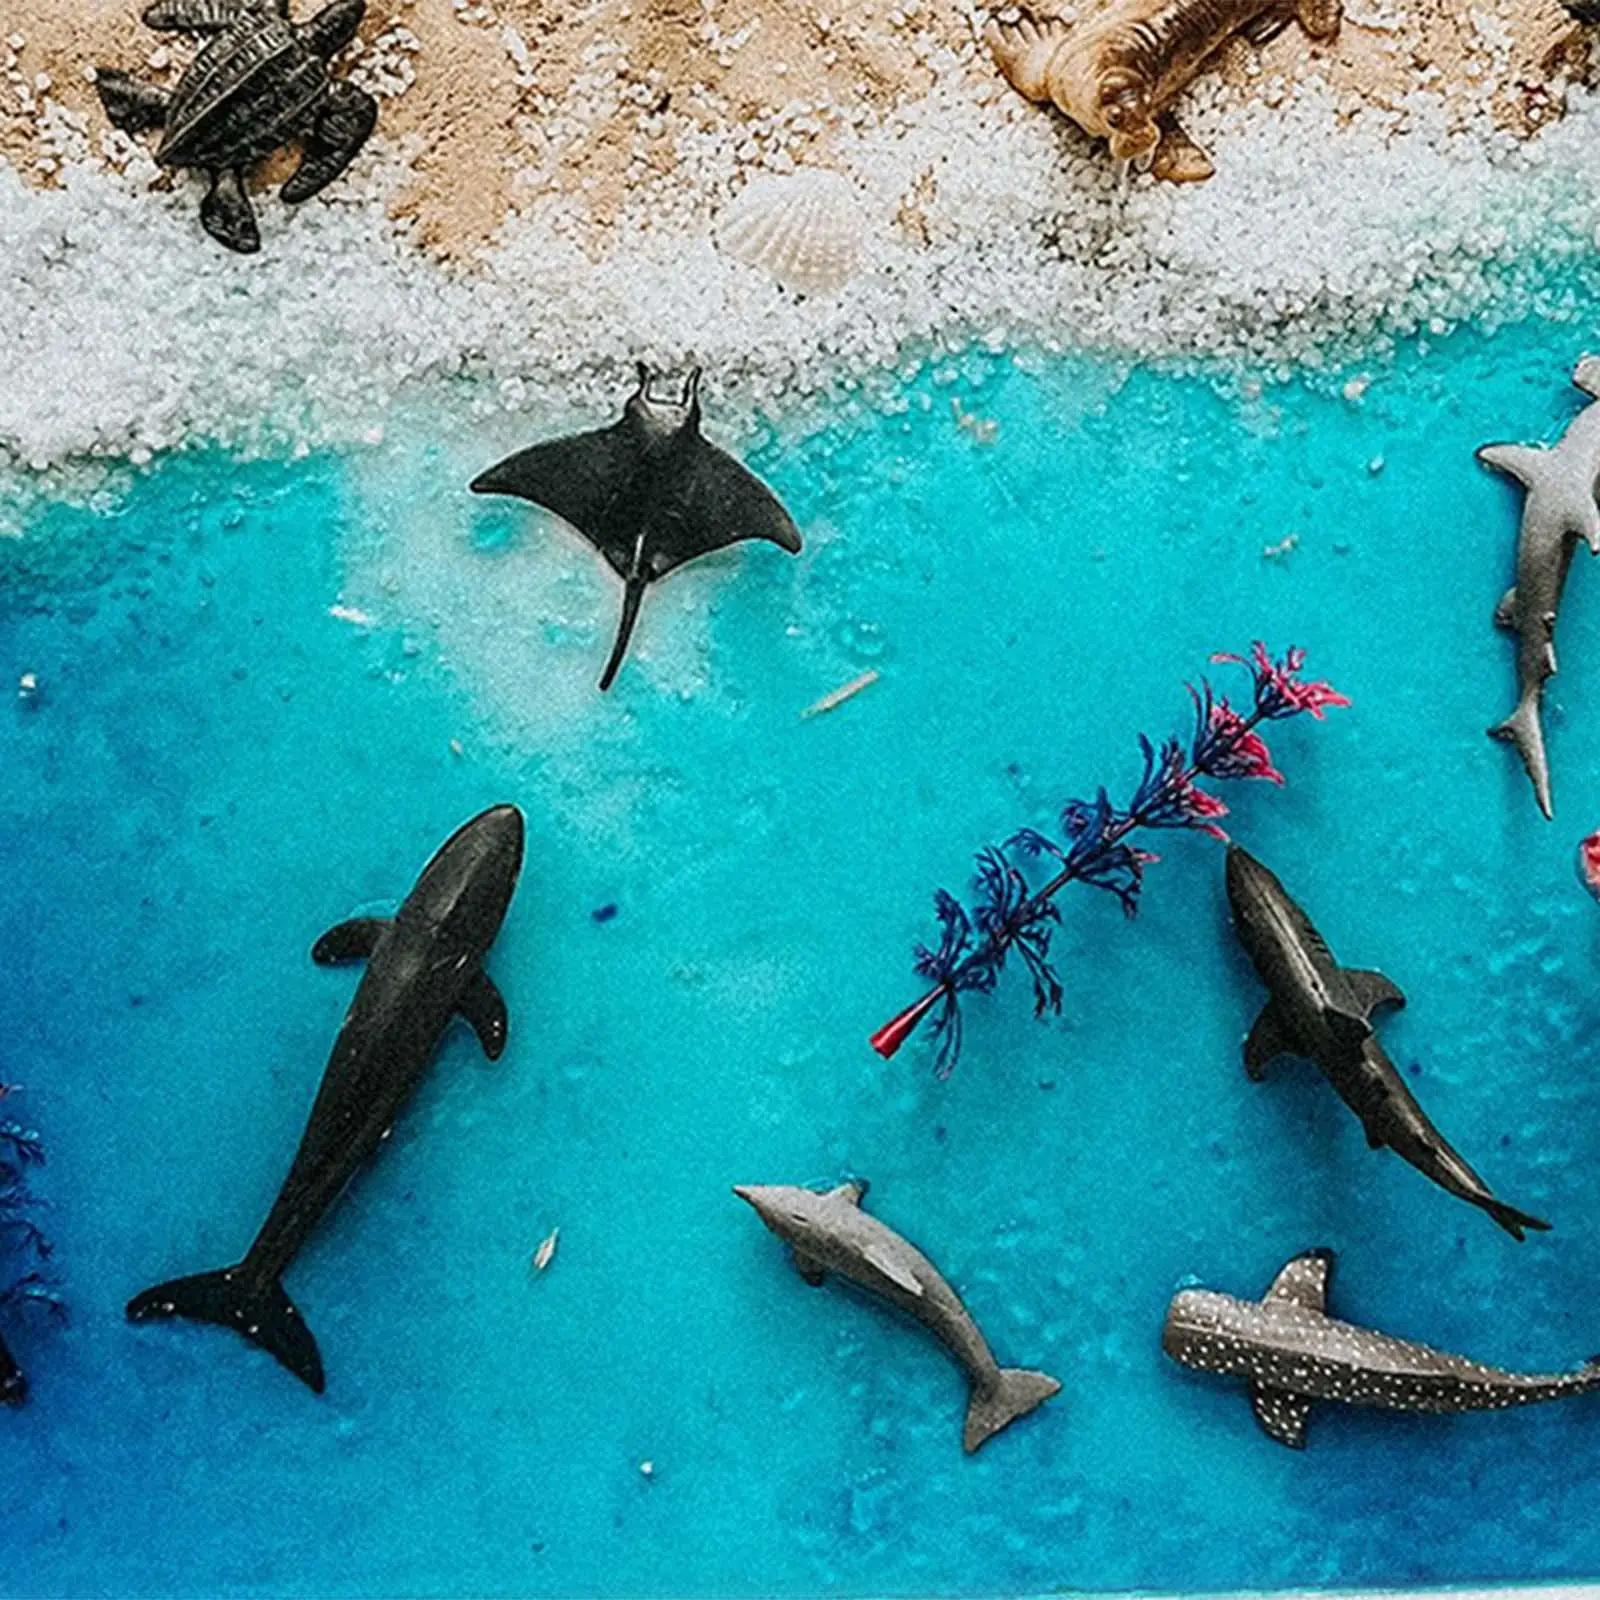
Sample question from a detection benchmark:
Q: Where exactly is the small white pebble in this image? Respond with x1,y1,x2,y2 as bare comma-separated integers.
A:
639,1460,655,1479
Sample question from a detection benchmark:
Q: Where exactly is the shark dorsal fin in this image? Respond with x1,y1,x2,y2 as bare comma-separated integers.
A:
1250,1383,1313,1449
862,1240,923,1297
1324,1006,1371,1054
829,1179,868,1206
1264,1249,1333,1313
1345,968,1405,1020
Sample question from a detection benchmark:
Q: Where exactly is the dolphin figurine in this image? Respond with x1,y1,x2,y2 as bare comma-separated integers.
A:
1477,356,1600,818
470,365,802,691
734,1180,1060,1452
1225,845,1549,1241
127,804,525,1393
1164,1248,1600,1448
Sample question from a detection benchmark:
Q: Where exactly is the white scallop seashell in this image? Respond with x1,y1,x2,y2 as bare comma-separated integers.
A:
715,169,864,296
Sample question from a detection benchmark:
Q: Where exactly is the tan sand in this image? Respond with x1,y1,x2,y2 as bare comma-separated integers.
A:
0,0,1591,258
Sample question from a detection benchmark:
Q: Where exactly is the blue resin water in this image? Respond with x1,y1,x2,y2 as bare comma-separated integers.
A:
3,318,1600,1598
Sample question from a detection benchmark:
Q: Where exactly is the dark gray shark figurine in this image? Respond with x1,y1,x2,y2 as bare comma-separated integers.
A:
470,365,802,690
127,804,525,1392
734,1180,1060,1452
1477,356,1600,819
1225,845,1548,1241
96,0,378,255
1164,1248,1600,1448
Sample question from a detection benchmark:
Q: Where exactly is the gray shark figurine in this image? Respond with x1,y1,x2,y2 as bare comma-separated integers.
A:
1477,356,1600,818
734,1180,1060,1452
1164,1248,1600,1448
1226,845,1549,1241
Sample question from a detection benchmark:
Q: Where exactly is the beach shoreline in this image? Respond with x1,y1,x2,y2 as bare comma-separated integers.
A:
6,2,1600,473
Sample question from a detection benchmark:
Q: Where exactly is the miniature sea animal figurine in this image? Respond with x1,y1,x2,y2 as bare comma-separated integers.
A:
1563,1,1600,22
1226,845,1548,1240
95,0,379,254
471,366,802,691
1477,357,1600,818
987,0,1341,183
733,1180,1060,1452
1165,1248,1600,1448
1579,828,1600,902
714,169,864,296
127,804,525,1392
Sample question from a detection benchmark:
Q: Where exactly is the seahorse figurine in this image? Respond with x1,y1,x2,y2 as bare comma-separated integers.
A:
988,0,1341,182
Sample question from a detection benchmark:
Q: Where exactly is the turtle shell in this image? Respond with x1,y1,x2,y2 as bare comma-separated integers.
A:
157,14,328,171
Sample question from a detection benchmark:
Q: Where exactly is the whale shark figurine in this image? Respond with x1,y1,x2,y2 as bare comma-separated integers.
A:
470,366,802,691
127,804,525,1392
1477,356,1600,818
1225,845,1549,1241
734,1180,1060,1452
1164,1248,1600,1448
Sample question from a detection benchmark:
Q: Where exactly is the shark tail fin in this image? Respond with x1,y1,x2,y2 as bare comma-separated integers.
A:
1478,1196,1552,1242
963,1367,1060,1453
1489,695,1554,819
127,1266,325,1393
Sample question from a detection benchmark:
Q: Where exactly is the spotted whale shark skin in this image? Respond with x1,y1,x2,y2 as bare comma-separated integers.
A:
1164,1249,1600,1448
126,804,525,1393
1224,843,1549,1241
1477,355,1600,819
733,1180,1060,1453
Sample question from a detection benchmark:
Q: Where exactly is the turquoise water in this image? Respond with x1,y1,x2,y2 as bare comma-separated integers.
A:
2,320,1600,1596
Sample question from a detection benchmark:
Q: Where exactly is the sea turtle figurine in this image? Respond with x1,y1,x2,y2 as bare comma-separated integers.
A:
988,0,1341,183
94,0,379,254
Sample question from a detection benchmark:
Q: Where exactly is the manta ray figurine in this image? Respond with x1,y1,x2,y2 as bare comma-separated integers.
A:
127,805,524,1392
734,1180,1060,1453
95,0,378,254
987,0,1341,183
471,366,802,691
1226,845,1549,1240
1477,356,1600,819
1165,1248,1600,1448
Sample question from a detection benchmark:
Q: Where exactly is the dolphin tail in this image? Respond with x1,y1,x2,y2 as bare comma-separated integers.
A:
598,575,647,692
963,1367,1060,1453
127,1266,325,1393
1489,694,1554,819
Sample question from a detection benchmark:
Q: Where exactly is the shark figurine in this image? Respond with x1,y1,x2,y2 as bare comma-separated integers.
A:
470,365,802,691
1226,845,1549,1241
1164,1248,1600,1448
127,804,524,1392
1477,355,1600,818
734,1180,1060,1453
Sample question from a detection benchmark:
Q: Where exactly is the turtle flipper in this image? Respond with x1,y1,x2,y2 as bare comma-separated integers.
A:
141,0,250,32
299,0,366,60
201,168,260,253
95,70,170,134
281,80,378,204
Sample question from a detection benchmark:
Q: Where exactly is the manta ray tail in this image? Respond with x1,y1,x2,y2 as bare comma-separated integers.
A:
598,575,647,691
127,1266,325,1393
963,1367,1060,1453
1489,694,1554,819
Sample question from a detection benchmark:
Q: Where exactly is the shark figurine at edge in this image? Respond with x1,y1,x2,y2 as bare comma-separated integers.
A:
127,805,524,1392
1477,355,1600,819
470,365,802,691
1225,845,1549,1241
734,1180,1060,1453
1164,1248,1600,1448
